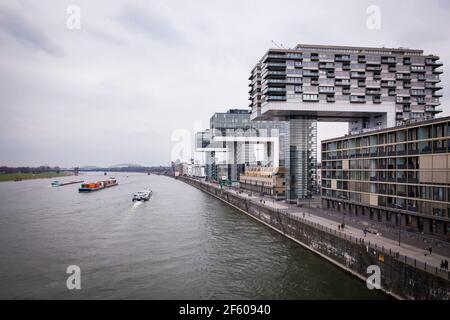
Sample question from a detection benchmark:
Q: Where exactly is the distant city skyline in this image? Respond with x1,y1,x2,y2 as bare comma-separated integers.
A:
0,0,449,167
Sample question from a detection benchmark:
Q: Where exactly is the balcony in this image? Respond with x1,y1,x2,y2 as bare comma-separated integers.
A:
303,61,319,70
285,77,303,84
396,73,411,80
335,55,351,62
411,66,426,73
381,82,396,89
350,95,366,103
303,70,319,77
350,72,366,79
264,53,286,62
286,53,303,59
319,62,335,69
266,78,286,85
411,89,425,96
266,62,286,69
335,71,350,79
319,87,335,94
425,106,441,113
380,72,396,80
425,74,440,82
267,95,286,102
425,58,443,67
425,97,440,105
366,65,382,72
425,83,443,90
266,70,286,78
302,94,319,102
263,87,286,94
336,80,351,89
366,89,381,95
351,63,366,71
366,58,381,65
397,65,411,73
366,80,381,88
303,86,319,94
396,89,410,96
381,57,396,64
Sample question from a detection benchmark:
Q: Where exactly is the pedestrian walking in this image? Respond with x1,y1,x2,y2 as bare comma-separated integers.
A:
363,228,367,237
428,247,433,256
338,225,341,231
445,259,449,271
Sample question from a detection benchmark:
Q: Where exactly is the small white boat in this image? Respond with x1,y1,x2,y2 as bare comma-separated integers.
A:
132,190,152,201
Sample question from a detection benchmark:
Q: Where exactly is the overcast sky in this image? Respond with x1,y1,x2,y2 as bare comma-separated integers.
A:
0,0,449,167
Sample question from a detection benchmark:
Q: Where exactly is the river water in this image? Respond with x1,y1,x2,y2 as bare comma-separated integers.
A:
0,173,386,299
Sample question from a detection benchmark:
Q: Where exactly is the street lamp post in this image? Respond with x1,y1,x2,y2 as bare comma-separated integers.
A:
398,214,401,247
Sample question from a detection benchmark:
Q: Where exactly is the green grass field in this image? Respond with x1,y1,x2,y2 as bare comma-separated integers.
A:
0,172,72,182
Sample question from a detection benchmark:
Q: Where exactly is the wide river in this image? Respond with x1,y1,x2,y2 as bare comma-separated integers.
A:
0,173,386,299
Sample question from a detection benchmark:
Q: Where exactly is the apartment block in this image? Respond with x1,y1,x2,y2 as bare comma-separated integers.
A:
321,116,450,239
239,166,287,198
249,44,443,201
197,109,289,188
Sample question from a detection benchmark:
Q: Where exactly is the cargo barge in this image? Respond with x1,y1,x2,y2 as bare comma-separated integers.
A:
78,179,118,193
52,180,84,187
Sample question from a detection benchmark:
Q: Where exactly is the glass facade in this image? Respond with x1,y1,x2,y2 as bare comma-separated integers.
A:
201,110,289,191
289,117,317,200
321,117,450,238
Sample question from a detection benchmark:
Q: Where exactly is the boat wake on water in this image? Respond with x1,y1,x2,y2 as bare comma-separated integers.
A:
129,201,143,213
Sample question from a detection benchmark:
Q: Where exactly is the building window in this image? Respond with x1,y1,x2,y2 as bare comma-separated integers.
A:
303,94,319,102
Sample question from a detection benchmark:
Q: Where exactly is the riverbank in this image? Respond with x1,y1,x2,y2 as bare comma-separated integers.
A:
0,172,72,182
179,176,450,300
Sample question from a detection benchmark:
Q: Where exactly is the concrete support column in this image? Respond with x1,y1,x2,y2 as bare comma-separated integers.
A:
288,117,317,201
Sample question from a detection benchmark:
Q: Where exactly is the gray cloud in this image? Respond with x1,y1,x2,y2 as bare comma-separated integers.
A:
113,4,185,46
0,3,63,57
0,0,448,167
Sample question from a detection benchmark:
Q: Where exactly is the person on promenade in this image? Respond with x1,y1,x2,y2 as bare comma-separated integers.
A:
445,259,449,271
363,228,367,237
428,247,433,256
338,225,341,231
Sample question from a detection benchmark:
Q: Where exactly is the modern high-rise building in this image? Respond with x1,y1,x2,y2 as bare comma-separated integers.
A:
321,116,450,239
196,109,289,189
249,44,443,200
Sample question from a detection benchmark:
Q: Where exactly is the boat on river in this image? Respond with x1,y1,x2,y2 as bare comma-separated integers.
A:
132,190,152,201
52,180,84,187
78,178,118,193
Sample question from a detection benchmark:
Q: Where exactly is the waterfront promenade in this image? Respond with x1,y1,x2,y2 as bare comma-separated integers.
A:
199,179,450,280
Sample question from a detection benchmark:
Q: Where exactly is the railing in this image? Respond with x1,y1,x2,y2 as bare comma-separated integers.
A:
181,177,450,281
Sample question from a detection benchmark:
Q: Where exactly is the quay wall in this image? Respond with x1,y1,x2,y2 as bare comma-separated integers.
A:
179,177,450,300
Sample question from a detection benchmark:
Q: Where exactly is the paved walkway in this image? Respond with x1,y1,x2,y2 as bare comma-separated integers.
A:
291,210,448,268
199,180,450,276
